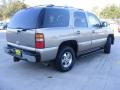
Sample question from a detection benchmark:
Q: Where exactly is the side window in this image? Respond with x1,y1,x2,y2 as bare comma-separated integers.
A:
74,11,88,27
43,8,69,28
87,13,101,27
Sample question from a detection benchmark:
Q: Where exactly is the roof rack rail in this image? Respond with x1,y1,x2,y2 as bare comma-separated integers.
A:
32,4,55,8
34,5,46,7
78,9,84,11
32,4,84,11
64,6,74,8
46,4,55,7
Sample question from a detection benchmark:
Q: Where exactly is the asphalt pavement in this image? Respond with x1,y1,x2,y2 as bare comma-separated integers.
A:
0,31,120,90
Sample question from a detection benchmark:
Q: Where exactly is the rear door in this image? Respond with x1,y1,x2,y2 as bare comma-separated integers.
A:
7,8,42,48
73,11,92,52
87,13,107,48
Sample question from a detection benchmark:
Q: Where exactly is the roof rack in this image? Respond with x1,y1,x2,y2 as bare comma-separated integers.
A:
32,4,84,11
78,9,84,11
33,4,55,7
46,4,55,7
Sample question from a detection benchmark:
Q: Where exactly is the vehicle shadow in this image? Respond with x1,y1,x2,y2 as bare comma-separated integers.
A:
8,49,105,75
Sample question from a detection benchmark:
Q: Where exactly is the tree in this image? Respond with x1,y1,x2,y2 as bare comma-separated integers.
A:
100,5,120,19
0,0,7,5
0,1,27,20
92,6,100,17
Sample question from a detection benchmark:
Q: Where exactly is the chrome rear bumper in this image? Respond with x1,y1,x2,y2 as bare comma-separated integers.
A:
4,45,40,62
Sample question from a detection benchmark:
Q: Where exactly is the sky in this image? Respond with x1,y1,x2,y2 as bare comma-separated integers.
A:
24,0,120,11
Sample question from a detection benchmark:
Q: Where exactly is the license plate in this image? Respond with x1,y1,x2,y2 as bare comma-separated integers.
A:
15,49,22,56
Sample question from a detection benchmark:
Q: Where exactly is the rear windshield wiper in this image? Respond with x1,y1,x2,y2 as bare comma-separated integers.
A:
16,27,31,32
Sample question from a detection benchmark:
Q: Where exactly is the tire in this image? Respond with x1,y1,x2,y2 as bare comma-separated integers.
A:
104,37,112,54
13,57,20,62
55,47,75,72
111,37,114,45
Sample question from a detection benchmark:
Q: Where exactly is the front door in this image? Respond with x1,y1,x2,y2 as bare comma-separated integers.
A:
87,13,107,48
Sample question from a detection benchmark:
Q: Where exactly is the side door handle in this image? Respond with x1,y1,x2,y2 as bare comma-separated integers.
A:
76,31,80,34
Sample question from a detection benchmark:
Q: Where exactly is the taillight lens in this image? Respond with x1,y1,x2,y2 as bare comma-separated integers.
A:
35,33,45,48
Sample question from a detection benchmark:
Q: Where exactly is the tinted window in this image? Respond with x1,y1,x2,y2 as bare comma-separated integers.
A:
87,13,101,27
74,11,88,27
42,8,69,28
8,8,41,29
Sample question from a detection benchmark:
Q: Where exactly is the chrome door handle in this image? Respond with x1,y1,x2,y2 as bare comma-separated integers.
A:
76,31,80,34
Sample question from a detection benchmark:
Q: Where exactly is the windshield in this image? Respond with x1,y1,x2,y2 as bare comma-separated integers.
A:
8,8,41,29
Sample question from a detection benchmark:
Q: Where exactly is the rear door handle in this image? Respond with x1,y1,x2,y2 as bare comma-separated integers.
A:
76,31,80,34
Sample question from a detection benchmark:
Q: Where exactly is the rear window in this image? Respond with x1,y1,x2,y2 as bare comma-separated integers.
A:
8,8,41,29
8,8,70,29
41,8,70,28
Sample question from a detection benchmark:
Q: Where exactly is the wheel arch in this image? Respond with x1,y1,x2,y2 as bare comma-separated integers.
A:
57,40,78,57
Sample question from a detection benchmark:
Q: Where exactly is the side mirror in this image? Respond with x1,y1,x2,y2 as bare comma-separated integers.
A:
93,24,101,28
3,23,8,30
101,21,109,27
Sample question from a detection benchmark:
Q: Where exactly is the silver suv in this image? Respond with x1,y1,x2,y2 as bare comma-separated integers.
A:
5,5,114,72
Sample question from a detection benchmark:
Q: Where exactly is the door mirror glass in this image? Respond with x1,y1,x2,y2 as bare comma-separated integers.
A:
101,21,109,27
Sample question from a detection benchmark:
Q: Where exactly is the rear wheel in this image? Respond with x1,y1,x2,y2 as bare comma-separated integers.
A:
104,37,112,54
55,47,75,72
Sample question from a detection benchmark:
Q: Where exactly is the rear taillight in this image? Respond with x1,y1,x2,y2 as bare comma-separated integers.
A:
35,33,45,49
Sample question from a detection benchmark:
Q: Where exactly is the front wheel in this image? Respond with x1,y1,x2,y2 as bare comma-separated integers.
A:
104,37,112,54
55,47,75,72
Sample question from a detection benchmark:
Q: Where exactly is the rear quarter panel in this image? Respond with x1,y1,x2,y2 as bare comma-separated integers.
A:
36,27,75,48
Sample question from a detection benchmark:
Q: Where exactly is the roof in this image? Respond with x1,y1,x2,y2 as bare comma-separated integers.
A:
26,4,84,11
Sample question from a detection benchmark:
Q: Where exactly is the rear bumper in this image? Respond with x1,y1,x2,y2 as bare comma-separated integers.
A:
4,45,40,62
5,42,58,62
